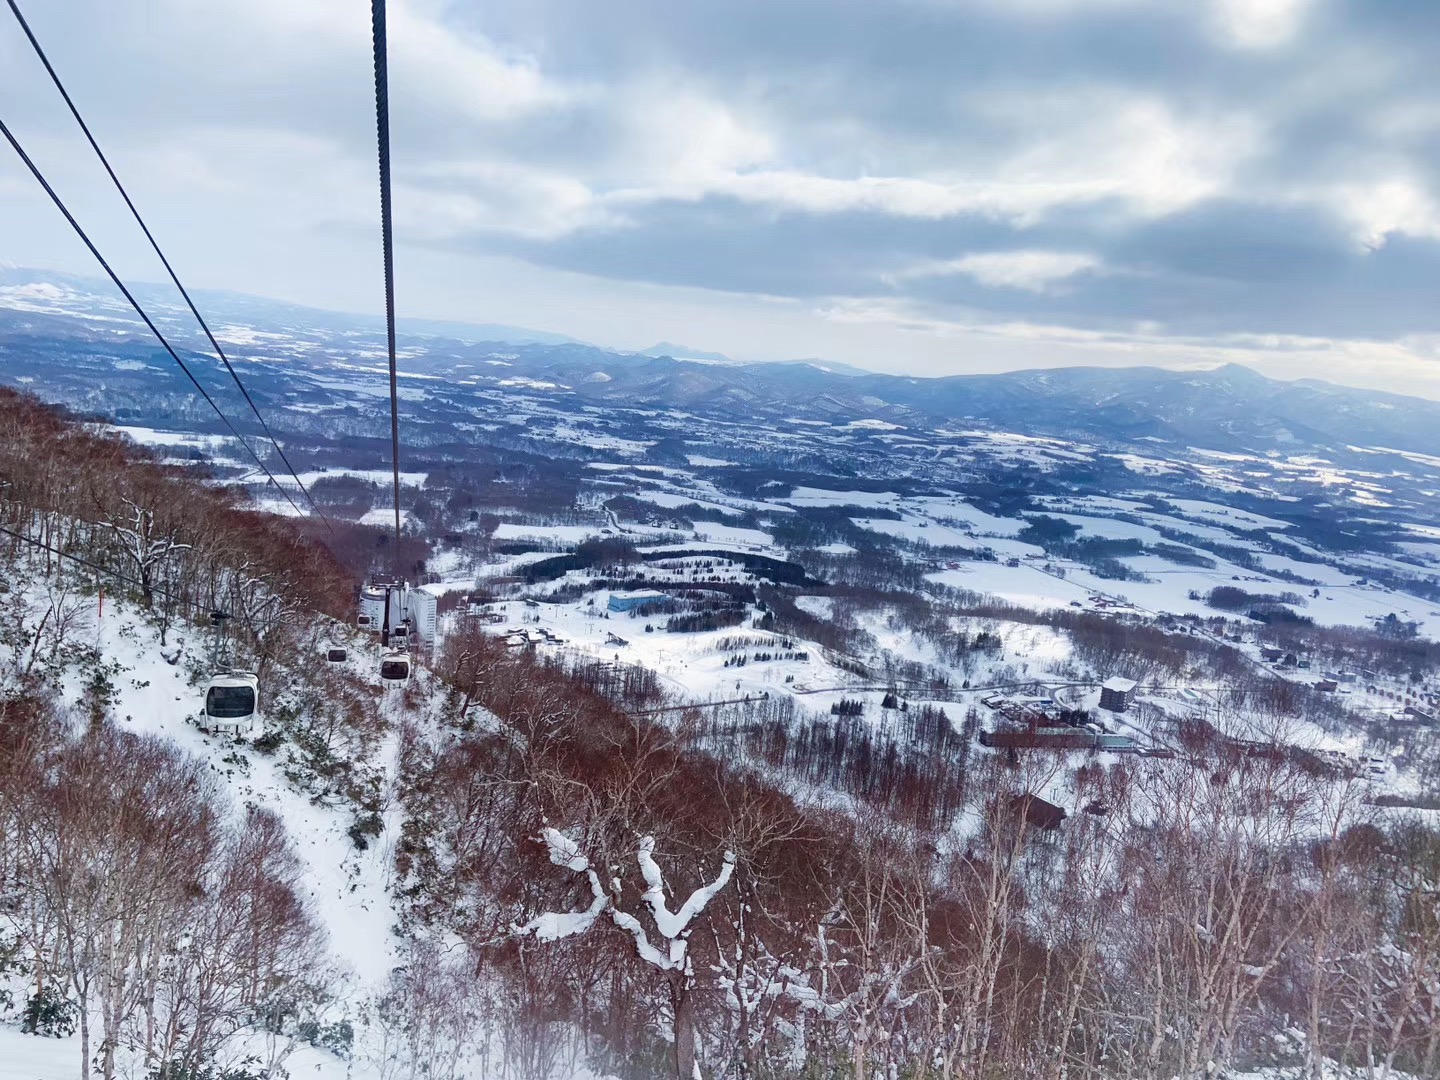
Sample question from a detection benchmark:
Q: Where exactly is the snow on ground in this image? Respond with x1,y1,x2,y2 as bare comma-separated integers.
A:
1112,452,1185,476
927,544,1440,636
0,1026,382,1080
689,521,778,550
547,425,650,455
781,479,1440,636
110,425,237,451
1399,520,1440,540
1250,550,1356,584
498,376,567,391
1131,513,1259,544
75,610,400,991
795,595,834,618
785,487,901,508
1032,495,1156,515
0,582,406,1080
843,418,904,431
494,522,605,544
630,489,745,516
1,569,633,1079
1162,497,1295,531
906,496,1025,536
471,548,567,581
1044,512,1172,545
294,469,430,487
585,461,667,474
358,507,418,528
854,515,977,548
929,561,1089,610
489,593,837,702
251,494,309,517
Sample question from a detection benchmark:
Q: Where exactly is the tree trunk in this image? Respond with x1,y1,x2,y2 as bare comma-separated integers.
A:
671,971,697,1080
77,990,90,1080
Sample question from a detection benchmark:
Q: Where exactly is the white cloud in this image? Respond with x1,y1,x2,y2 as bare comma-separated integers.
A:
603,87,775,188
986,92,1260,218
558,98,1259,249
588,90,1260,230
400,162,610,240
387,3,567,121
1333,177,1440,248
173,0,566,122
1209,0,1311,50
919,0,1150,15
896,250,1100,291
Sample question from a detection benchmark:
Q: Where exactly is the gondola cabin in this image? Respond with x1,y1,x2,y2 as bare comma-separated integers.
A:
201,672,259,734
327,647,348,663
379,650,412,686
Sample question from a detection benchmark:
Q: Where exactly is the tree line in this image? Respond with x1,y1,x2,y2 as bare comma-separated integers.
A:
410,624,1440,1079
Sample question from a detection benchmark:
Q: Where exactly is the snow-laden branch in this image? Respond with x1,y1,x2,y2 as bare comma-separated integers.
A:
513,828,609,942
638,835,737,943
104,499,190,573
515,829,736,973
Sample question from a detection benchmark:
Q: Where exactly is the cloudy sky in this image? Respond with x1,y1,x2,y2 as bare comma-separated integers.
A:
3,0,1440,394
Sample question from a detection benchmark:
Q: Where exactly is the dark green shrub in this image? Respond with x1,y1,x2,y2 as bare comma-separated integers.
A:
22,985,77,1038
347,811,384,850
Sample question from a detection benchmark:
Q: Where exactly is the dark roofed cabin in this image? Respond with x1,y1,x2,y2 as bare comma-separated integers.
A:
1010,792,1067,831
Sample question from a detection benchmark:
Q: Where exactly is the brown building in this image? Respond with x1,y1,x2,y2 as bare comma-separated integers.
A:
1099,676,1137,713
1010,792,1067,831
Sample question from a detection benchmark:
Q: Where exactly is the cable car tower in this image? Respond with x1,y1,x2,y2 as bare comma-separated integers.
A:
358,579,435,685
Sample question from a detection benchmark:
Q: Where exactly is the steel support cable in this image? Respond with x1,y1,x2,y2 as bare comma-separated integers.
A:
0,520,195,612
371,0,403,577
0,115,309,519
5,0,332,533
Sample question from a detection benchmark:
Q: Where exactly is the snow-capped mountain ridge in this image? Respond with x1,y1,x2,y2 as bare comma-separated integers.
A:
4,267,1440,458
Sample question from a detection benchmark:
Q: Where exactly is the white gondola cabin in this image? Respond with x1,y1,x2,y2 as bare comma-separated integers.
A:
379,650,412,685
327,646,348,663
201,672,259,734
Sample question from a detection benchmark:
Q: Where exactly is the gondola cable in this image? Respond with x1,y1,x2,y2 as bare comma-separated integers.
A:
0,114,309,520
0,520,196,613
371,0,403,579
2,521,262,731
4,0,333,534
366,0,416,678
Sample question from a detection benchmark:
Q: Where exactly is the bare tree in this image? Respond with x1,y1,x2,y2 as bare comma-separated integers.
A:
15,727,217,1080
99,496,190,611
518,827,735,1079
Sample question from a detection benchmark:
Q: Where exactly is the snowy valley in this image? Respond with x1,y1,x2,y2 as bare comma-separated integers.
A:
2,277,1440,1079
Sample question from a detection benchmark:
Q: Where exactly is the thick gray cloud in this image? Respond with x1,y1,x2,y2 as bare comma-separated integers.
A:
4,0,1440,394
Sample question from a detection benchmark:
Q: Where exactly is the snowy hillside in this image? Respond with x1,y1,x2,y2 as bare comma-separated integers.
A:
4,323,1440,1080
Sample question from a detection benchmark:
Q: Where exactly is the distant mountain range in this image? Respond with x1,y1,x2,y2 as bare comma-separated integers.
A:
4,267,1440,460
0,267,581,347
436,346,1440,458
639,342,735,363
